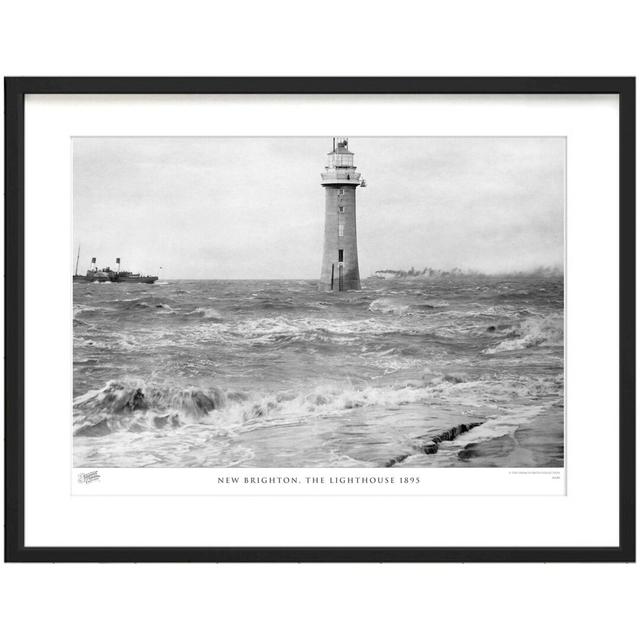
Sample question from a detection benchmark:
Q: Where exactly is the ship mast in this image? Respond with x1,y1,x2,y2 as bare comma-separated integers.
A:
75,245,80,276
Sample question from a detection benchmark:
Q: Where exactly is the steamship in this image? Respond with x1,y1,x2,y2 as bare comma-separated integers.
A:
73,251,158,284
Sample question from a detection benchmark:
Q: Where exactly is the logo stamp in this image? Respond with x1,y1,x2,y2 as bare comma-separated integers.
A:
77,470,101,484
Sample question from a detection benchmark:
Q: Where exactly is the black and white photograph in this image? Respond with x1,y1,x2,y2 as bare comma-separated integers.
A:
72,135,565,469
3,3,638,636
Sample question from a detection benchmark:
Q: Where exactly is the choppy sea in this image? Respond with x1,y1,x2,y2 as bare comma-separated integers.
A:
73,275,564,468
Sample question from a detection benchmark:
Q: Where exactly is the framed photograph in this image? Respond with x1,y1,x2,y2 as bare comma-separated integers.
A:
4,77,635,562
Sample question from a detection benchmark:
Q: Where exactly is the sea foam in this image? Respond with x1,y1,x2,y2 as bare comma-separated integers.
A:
483,314,563,354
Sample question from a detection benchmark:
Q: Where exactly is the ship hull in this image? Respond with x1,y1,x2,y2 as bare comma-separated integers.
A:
73,275,158,283
116,276,158,283
73,275,110,283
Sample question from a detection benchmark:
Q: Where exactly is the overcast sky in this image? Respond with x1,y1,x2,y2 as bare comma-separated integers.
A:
73,137,565,279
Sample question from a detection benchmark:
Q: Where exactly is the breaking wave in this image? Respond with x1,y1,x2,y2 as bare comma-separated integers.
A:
72,375,477,437
73,369,562,439
369,298,410,315
73,276,565,466
483,314,563,354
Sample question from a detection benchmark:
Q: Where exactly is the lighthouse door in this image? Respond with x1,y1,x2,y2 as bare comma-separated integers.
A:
338,264,344,291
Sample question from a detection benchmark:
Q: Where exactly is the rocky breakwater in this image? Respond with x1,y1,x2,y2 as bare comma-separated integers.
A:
385,421,484,467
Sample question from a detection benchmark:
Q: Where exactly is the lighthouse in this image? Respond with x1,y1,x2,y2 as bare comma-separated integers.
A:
319,137,365,291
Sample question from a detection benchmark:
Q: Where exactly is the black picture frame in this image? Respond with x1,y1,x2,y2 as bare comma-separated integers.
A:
4,77,635,563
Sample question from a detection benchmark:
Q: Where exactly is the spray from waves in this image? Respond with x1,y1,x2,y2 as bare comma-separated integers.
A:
72,370,561,439
387,404,551,468
453,405,545,444
73,276,565,467
369,298,410,315
483,314,563,354
72,374,479,437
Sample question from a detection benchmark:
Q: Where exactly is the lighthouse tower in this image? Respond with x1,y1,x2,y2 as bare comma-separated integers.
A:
319,137,365,291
